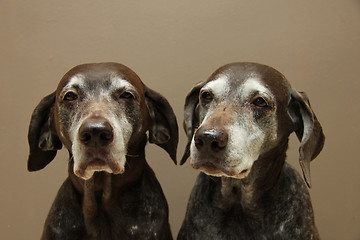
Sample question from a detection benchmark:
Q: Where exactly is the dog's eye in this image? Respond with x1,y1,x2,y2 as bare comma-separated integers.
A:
119,91,135,99
63,92,78,101
252,97,268,107
200,91,213,102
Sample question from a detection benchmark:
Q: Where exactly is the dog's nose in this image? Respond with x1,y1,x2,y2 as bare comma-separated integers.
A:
79,119,114,147
194,127,228,153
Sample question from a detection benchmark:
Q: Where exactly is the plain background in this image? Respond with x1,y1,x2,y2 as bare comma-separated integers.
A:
1,0,359,239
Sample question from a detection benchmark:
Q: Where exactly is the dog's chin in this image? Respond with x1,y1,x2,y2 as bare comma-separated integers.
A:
190,160,251,179
73,157,126,180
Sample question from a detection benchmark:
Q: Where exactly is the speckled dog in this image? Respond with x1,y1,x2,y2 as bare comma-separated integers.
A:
27,63,178,240
178,62,324,240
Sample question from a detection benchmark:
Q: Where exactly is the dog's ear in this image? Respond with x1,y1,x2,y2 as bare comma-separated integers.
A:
27,92,62,171
288,89,325,187
144,86,179,164
180,81,206,165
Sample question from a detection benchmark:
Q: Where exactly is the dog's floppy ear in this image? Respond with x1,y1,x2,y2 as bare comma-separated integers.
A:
145,86,178,164
288,89,325,187
27,92,62,171
180,81,206,165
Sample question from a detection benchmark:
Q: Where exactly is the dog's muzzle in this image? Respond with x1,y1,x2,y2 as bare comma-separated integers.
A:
191,126,251,179
73,117,126,180
194,127,228,158
79,118,114,147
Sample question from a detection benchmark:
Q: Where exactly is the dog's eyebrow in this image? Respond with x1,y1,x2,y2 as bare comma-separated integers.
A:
66,74,85,89
203,75,230,97
110,76,136,91
239,77,270,99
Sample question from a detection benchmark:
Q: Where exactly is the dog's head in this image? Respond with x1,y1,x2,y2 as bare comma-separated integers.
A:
28,62,178,180
181,62,324,187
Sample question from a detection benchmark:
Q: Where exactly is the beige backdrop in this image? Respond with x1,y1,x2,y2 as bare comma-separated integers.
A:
1,1,359,239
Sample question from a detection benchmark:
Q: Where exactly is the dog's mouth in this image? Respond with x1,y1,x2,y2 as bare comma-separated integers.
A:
190,160,251,179
88,158,107,168
72,149,126,180
74,158,125,180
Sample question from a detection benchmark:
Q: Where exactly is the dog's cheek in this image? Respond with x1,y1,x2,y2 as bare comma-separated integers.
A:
257,112,279,151
72,140,85,174
112,106,135,146
197,105,207,124
188,107,212,163
55,106,75,150
189,136,199,165
227,117,265,168
128,104,144,133
198,103,216,125
126,104,146,142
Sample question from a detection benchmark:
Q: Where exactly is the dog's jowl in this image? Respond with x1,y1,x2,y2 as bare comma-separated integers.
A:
27,62,178,240
178,62,325,240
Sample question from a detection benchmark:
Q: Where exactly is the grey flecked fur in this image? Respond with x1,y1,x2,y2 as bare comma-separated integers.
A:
178,62,324,240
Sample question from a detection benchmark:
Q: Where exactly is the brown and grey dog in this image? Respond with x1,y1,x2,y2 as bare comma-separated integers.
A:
178,62,325,240
27,63,178,240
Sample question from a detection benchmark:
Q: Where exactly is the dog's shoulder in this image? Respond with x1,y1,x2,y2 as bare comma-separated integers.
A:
259,163,319,239
42,178,85,239
277,163,311,200
178,173,230,239
261,162,313,215
113,165,172,237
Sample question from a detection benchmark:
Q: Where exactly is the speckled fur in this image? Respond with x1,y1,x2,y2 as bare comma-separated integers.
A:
178,62,324,240
178,162,319,240
43,163,173,240
27,63,178,240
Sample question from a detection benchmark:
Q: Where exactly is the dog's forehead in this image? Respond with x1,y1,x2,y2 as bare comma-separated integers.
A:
64,73,135,92
204,74,270,98
205,63,291,101
57,63,144,93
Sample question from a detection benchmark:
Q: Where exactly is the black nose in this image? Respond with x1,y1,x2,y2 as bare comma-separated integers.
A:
194,127,228,153
79,119,114,147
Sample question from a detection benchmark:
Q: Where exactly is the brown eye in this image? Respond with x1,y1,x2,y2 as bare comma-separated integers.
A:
119,91,134,99
252,97,268,107
200,91,213,102
63,91,78,101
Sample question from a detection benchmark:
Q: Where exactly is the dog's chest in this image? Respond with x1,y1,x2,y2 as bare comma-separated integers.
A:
81,177,169,239
181,170,316,239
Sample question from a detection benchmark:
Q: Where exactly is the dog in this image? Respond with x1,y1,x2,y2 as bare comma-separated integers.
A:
178,62,325,240
27,62,178,240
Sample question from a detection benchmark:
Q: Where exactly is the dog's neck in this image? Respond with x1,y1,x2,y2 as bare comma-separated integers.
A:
68,152,148,237
219,139,289,215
